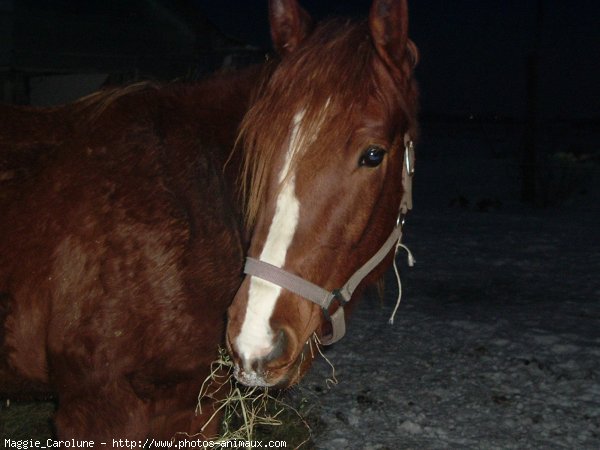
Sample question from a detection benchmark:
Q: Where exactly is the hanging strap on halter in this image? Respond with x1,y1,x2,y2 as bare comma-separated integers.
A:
244,134,415,345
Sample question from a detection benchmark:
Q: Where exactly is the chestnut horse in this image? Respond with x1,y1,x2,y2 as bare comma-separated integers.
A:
0,0,418,442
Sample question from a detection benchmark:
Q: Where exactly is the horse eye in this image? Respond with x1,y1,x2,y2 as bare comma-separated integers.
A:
359,146,386,168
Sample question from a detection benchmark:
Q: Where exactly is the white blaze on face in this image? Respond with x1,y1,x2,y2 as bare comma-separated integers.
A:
235,110,306,366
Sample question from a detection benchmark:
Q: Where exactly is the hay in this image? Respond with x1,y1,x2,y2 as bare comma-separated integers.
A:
309,333,338,388
191,348,311,447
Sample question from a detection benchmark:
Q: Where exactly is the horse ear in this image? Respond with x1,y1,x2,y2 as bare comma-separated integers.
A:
269,0,312,55
369,0,410,78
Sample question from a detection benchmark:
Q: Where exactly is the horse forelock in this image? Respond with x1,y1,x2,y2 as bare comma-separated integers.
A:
238,18,419,229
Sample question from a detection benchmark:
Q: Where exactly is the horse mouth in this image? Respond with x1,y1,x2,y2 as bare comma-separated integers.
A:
231,338,314,389
233,365,276,388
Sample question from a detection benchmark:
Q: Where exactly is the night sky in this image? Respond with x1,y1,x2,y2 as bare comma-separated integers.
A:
197,0,600,120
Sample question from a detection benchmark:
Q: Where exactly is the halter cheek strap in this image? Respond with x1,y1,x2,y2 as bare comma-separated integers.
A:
243,135,415,345
244,223,404,343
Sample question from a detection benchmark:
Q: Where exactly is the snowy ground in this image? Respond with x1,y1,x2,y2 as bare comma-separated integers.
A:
289,123,600,449
292,208,598,449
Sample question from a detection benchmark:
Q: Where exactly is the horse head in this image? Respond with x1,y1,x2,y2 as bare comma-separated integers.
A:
226,0,419,388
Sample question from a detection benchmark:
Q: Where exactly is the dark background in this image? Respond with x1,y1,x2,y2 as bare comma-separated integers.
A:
0,0,598,205
1,0,598,208
2,0,599,119
197,0,600,120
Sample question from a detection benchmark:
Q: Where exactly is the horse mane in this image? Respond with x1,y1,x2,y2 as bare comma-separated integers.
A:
238,19,419,228
72,81,161,124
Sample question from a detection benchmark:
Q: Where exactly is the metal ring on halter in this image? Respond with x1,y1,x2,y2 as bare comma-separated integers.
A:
322,289,348,322
396,212,406,228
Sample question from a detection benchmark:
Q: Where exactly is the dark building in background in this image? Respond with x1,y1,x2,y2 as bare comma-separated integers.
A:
0,0,262,105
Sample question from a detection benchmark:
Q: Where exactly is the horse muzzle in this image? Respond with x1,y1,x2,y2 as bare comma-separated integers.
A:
227,326,305,388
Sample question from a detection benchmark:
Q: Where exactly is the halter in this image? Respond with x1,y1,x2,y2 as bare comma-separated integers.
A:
244,135,415,345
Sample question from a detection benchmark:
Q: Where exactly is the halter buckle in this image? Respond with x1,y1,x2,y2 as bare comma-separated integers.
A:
322,289,348,322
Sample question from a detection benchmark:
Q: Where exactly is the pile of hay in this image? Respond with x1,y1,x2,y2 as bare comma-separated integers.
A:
193,347,313,447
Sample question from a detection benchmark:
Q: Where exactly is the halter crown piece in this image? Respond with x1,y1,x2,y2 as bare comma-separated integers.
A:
244,134,415,345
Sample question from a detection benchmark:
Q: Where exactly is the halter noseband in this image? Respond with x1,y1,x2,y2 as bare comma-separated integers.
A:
244,135,415,345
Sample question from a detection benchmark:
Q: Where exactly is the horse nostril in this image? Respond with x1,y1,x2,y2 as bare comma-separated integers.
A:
263,328,287,364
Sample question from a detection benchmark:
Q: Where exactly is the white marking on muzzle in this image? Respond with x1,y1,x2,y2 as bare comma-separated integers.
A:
235,110,305,367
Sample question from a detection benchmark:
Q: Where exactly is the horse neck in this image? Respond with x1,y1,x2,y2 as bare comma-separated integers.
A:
177,64,265,241
181,65,263,168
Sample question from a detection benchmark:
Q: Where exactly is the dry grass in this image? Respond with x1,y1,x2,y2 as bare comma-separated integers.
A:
188,347,313,448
